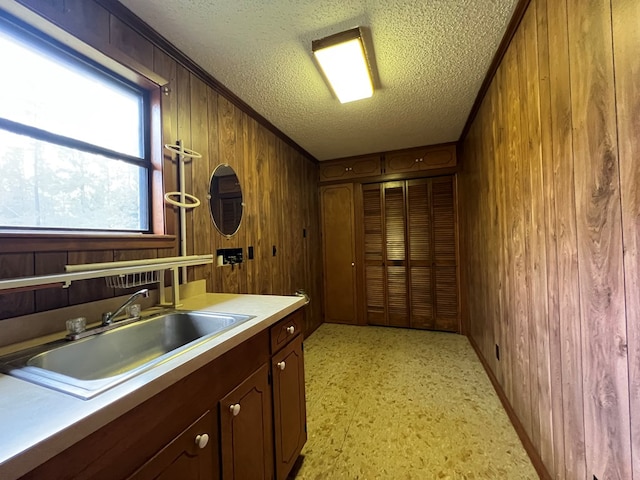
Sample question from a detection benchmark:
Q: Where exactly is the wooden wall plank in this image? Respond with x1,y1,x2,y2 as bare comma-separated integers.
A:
153,47,178,243
566,0,631,478
34,252,68,311
521,4,549,456
67,250,114,304
612,0,640,478
175,64,192,282
545,0,586,476
535,0,563,474
0,253,35,319
189,74,213,289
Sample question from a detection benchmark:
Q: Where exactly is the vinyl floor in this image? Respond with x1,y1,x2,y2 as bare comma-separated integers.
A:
291,323,538,480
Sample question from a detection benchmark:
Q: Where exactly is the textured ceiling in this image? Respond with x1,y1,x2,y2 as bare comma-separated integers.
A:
119,0,518,160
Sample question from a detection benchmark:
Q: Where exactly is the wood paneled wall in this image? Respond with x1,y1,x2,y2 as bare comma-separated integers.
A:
0,1,322,335
458,0,639,478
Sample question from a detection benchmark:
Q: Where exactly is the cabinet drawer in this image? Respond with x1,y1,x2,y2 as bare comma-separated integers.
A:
270,309,304,353
385,146,456,174
319,155,382,182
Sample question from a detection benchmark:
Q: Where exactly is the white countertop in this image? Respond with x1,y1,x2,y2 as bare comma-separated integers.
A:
0,293,306,480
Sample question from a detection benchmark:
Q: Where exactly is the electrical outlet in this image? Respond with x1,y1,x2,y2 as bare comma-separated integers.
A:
495,344,500,361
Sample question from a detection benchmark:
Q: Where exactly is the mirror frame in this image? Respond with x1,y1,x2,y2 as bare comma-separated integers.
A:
207,164,243,237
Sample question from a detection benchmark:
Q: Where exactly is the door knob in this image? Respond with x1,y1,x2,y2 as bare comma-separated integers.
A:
195,434,209,449
229,404,241,416
277,361,286,371
286,325,295,334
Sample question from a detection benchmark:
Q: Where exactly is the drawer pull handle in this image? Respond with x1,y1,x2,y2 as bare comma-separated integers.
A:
195,433,209,449
286,326,295,335
277,361,286,371
230,404,241,416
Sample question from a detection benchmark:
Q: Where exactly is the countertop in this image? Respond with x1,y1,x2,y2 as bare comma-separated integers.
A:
0,292,306,480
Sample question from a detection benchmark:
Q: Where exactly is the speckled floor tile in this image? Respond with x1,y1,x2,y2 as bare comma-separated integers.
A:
292,324,537,480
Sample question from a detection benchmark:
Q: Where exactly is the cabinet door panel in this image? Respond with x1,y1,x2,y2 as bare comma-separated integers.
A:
319,156,381,182
432,178,457,266
385,152,424,174
407,180,432,263
387,265,408,327
363,185,386,325
127,411,216,480
365,265,386,325
384,185,406,261
272,335,307,480
410,266,433,329
220,364,273,480
435,266,458,332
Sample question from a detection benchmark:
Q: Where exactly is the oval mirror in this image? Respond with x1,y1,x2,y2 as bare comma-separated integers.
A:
208,164,243,236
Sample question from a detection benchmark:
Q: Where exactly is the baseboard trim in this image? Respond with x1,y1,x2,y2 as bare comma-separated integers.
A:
467,335,551,480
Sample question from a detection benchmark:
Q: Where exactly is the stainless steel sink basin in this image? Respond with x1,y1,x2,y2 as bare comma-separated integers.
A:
0,311,255,399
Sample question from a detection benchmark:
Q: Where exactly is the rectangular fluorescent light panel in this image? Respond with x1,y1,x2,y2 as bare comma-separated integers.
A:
313,30,373,104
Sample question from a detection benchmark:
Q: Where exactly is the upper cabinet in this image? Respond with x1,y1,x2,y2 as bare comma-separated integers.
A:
384,145,456,175
319,144,456,184
319,155,382,183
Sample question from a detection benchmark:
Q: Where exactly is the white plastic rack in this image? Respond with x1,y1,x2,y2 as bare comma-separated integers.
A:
0,255,213,307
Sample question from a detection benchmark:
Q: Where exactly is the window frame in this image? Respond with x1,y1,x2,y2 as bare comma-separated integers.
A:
0,7,174,251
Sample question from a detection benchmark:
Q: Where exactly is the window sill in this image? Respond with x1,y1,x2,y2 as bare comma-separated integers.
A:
0,231,177,253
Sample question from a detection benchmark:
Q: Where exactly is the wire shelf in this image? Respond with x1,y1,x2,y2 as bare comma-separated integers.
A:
105,271,160,289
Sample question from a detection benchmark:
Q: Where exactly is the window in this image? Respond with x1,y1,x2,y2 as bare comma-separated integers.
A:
0,16,150,232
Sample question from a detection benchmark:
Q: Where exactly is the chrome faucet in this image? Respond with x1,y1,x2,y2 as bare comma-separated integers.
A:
102,288,149,326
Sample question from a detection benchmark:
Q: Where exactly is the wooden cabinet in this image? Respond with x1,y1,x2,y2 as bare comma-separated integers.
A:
18,309,307,480
319,155,382,182
384,145,456,175
128,411,216,480
270,325,306,480
220,363,274,480
362,176,459,332
320,184,358,324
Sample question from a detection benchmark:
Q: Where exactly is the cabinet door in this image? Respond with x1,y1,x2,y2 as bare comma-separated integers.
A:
384,183,409,327
363,184,386,325
386,146,456,174
127,411,216,480
320,184,357,324
362,182,409,327
319,156,381,182
431,177,459,331
272,335,307,480
406,179,434,329
361,176,459,332
220,364,274,480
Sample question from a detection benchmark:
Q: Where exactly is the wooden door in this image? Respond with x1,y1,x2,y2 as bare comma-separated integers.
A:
362,182,408,327
220,364,273,480
272,335,307,480
362,184,385,324
406,179,434,329
384,182,409,327
127,411,216,480
320,184,357,324
431,177,458,331
361,176,458,332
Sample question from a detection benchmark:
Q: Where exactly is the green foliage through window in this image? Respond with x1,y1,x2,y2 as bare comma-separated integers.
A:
0,14,149,232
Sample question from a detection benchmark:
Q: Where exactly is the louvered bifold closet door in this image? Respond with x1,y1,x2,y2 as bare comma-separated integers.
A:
362,184,386,325
431,177,458,331
406,179,434,329
384,182,409,327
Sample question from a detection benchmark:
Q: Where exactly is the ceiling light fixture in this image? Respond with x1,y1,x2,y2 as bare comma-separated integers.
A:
312,27,374,104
